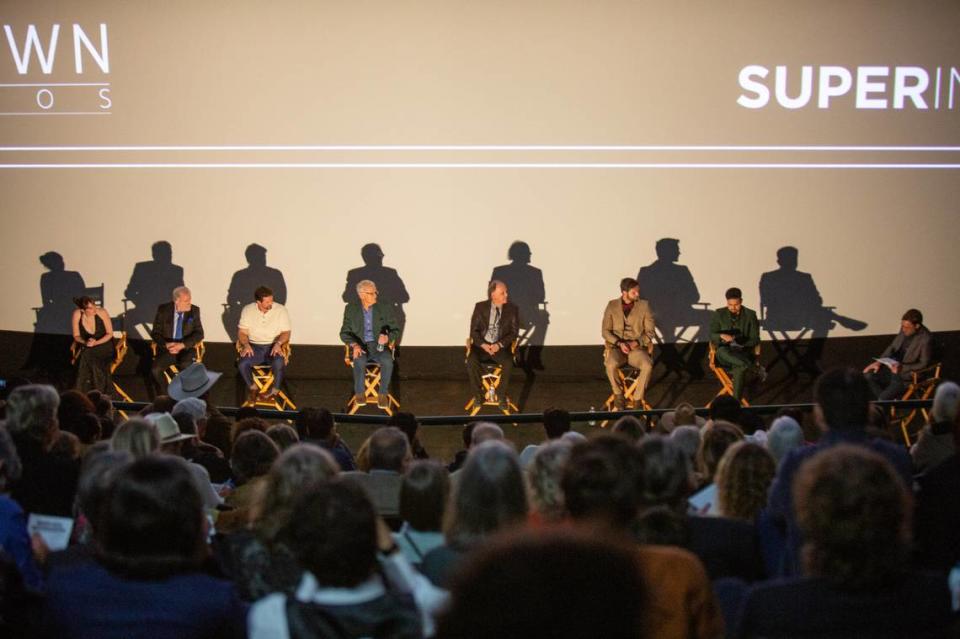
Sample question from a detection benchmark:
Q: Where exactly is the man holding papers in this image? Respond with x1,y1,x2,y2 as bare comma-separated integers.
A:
863,308,933,400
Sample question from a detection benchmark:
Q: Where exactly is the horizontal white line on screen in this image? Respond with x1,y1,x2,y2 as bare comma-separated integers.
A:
0,82,110,87
0,112,111,116
0,145,958,152
1,163,958,169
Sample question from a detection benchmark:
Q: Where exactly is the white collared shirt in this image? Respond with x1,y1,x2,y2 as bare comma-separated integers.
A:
238,302,291,345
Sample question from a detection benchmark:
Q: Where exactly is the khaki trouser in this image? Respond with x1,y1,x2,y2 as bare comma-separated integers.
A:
605,347,653,401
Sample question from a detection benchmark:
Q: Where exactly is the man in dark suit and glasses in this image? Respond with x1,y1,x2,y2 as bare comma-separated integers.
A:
151,286,204,390
467,280,519,409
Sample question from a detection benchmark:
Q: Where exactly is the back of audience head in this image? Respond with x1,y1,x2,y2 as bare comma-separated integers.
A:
469,422,504,448
171,397,207,427
282,478,378,588
696,420,743,484
252,443,339,543
57,389,95,434
400,460,449,533
611,415,645,442
932,381,960,424
709,395,743,425
738,410,765,436
367,426,410,472
70,412,102,446
231,430,280,485
234,406,260,422
0,426,23,491
670,425,701,465
202,413,233,458
232,416,268,444
110,418,159,458
460,422,476,450
561,435,641,530
658,401,701,434
86,389,114,418
448,441,527,546
542,408,571,440
266,423,299,451
294,407,335,443
814,367,871,432
5,384,59,445
527,440,573,523
96,455,207,579
636,435,693,513
75,449,132,536
794,445,910,590
51,430,82,461
387,411,421,446
140,394,176,416
715,441,776,521
767,416,804,464
435,528,645,639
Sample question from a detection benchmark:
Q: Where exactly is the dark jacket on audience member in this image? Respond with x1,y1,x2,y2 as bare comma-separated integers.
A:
10,433,79,518
685,515,765,583
913,454,960,574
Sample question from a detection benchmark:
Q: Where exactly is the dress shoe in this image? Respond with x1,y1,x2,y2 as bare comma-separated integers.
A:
246,386,259,405
353,393,366,407
613,394,626,411
378,393,390,409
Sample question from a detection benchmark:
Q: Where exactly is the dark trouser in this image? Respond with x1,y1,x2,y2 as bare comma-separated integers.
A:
466,345,514,402
352,342,394,396
866,367,907,401
75,341,114,395
151,345,197,388
715,347,755,399
238,343,286,388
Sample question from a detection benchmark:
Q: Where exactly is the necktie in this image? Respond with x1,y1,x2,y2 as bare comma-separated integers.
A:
174,312,183,340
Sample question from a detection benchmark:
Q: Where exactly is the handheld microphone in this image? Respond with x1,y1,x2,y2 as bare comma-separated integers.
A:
377,326,390,352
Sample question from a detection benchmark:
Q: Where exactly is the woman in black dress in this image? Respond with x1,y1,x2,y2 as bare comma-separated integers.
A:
71,296,115,395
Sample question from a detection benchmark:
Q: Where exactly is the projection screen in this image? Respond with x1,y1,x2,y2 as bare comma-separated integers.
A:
2,0,958,347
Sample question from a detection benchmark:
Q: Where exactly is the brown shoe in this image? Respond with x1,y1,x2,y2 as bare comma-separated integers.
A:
246,386,259,405
354,393,366,407
378,393,390,409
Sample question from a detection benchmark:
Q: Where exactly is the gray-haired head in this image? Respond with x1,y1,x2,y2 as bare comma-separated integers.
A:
0,425,23,490
171,286,191,302
172,397,207,422
470,422,504,447
669,425,701,463
449,440,527,546
766,416,804,464
355,279,376,297
932,381,960,424
528,440,573,520
4,384,60,443
110,418,160,459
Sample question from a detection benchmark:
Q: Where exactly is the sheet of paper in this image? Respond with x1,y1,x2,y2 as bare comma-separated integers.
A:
27,514,74,551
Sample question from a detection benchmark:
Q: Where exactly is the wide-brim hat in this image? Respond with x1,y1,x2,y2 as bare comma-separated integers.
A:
168,362,221,401
145,412,196,444
659,404,706,432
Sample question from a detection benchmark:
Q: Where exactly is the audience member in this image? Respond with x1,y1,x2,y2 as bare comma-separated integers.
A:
913,407,960,573
342,427,411,521
765,416,804,465
690,421,743,515
64,449,132,551
519,408,571,468
658,401,705,434
435,528,646,639
394,460,449,568
387,411,430,460
221,429,280,517
0,425,42,593
767,368,912,577
294,407,356,471
526,440,573,526
217,443,339,601
738,446,953,637
140,394,177,416
421,441,527,588
175,412,231,484
85,390,116,439
670,424,701,467
561,435,724,639
445,422,476,473
266,423,299,452
6,385,79,517
50,430,82,462
708,395,743,427
145,412,222,511
56,390,96,438
201,413,233,460
714,442,776,522
910,380,959,474
110,418,159,458
248,479,423,639
42,456,247,639
611,414,646,442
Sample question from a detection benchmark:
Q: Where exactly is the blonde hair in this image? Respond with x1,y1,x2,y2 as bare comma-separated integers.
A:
715,442,776,521
110,419,160,458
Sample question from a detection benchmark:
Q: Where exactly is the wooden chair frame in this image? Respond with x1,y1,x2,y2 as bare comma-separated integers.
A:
344,344,400,416
236,341,296,411
708,341,761,407
464,338,519,416
890,362,942,446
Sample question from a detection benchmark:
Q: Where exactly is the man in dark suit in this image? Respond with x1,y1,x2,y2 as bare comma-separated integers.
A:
709,287,763,400
467,280,519,409
340,279,400,409
863,308,933,400
151,286,204,390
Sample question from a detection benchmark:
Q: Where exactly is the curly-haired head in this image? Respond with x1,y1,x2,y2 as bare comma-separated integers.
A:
715,442,776,521
794,445,910,590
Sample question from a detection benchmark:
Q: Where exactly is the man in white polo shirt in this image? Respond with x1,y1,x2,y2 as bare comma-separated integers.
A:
237,285,291,403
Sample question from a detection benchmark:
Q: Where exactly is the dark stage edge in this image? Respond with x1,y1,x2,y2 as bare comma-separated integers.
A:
4,330,957,464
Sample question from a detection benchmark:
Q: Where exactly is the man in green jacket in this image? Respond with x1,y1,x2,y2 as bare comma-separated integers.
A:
340,279,400,408
710,287,764,400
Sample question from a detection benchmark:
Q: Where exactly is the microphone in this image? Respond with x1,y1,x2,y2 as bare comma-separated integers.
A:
377,326,390,352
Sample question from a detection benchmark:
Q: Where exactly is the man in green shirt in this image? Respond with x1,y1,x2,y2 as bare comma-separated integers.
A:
710,287,764,400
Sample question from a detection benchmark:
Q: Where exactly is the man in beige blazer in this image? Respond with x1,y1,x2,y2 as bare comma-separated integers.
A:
602,277,656,410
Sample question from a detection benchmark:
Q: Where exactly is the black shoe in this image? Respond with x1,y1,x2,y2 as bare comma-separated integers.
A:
498,398,510,411
613,395,625,411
